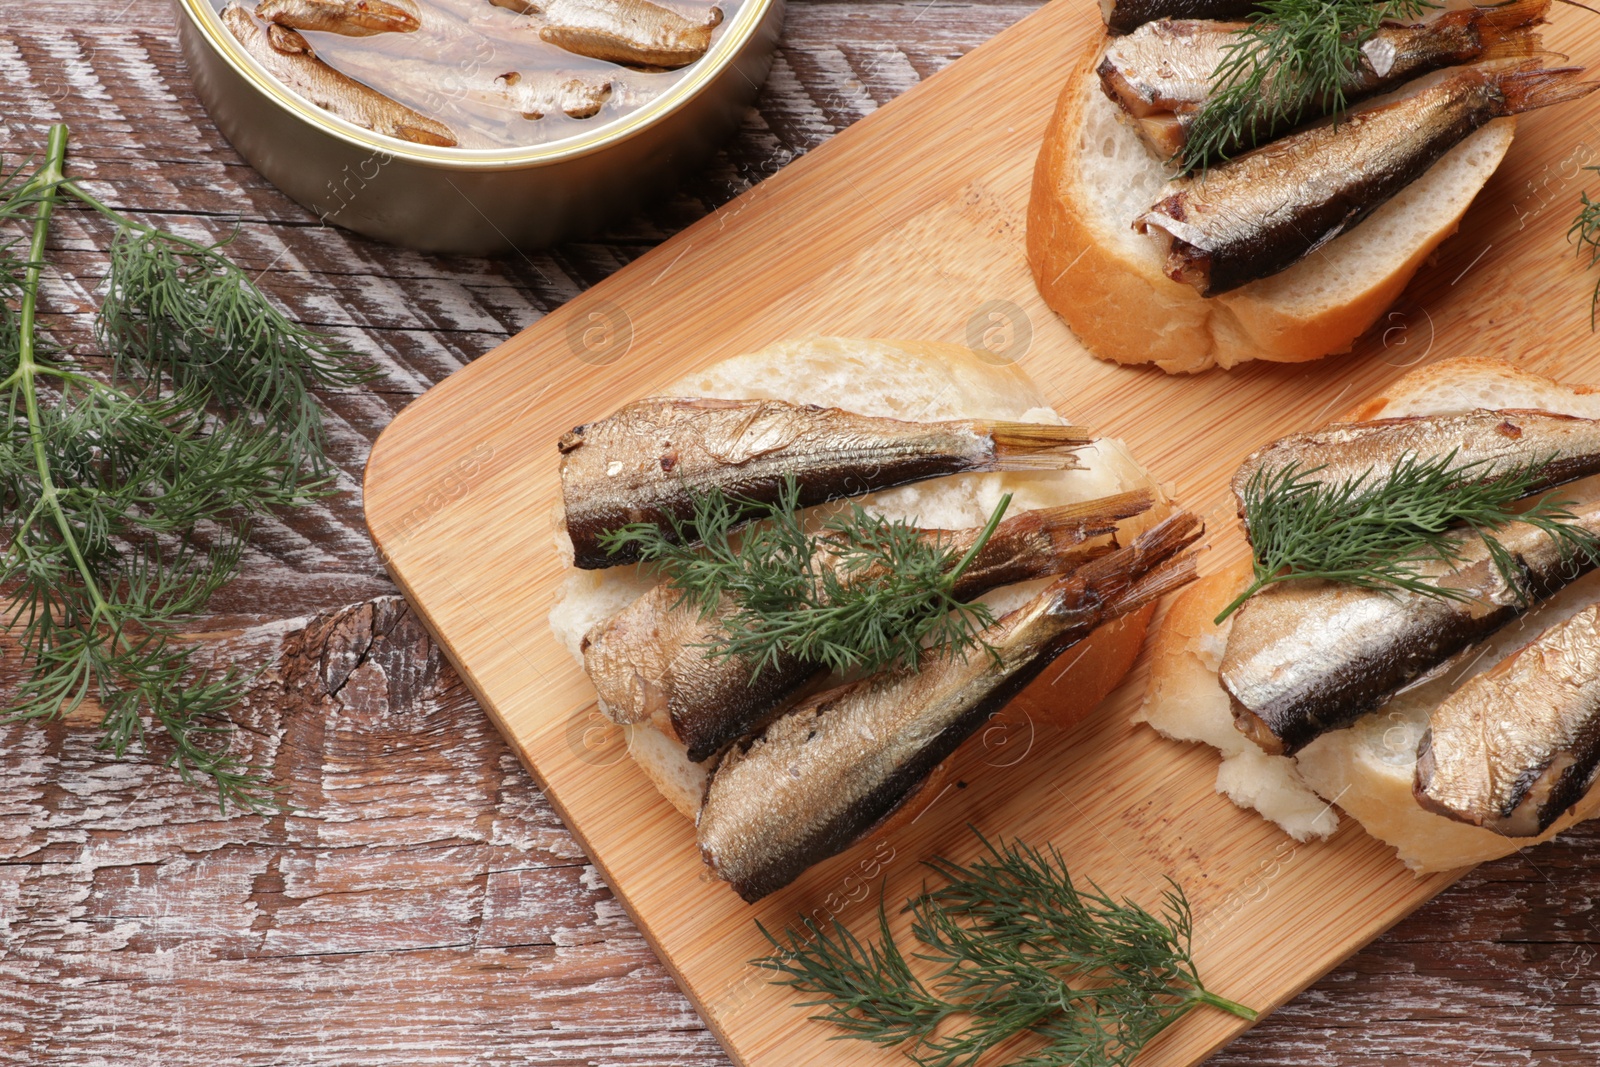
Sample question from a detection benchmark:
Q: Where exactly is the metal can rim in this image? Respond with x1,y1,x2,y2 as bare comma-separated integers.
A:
176,0,778,172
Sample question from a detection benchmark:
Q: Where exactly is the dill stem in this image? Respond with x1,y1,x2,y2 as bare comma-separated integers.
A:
1213,576,1267,626
14,123,119,635
1188,986,1259,1021
948,492,1012,587
59,178,221,259
57,179,145,232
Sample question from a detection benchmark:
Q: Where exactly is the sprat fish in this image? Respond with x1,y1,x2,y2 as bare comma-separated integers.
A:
1138,62,1596,296
1231,409,1600,516
255,0,422,36
493,0,723,68
479,69,618,118
221,3,458,146
1221,500,1600,755
330,46,625,121
558,397,1095,569
1415,601,1600,836
583,491,1154,763
696,512,1202,902
1098,0,1545,161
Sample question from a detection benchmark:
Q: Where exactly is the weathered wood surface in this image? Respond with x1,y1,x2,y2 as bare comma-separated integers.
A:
1,1,1597,1064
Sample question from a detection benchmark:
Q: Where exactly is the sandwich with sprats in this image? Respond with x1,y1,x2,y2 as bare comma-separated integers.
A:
547,337,1201,901
1029,0,1594,372
1143,356,1600,871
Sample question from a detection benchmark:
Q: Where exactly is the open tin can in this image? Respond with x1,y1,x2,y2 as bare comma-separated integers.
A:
173,0,785,254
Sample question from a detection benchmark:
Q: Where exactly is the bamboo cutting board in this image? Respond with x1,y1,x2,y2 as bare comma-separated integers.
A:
362,1,1600,1062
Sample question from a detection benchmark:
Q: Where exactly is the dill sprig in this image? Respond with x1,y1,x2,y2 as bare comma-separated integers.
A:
597,480,1010,678
1181,0,1436,174
755,831,1256,1067
1215,450,1600,623
1569,166,1600,330
0,123,374,811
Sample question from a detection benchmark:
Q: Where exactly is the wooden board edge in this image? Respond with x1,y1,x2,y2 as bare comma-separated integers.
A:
356,496,757,1067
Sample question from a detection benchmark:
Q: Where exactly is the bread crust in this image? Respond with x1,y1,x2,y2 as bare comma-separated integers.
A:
1027,36,1516,373
1144,357,1600,870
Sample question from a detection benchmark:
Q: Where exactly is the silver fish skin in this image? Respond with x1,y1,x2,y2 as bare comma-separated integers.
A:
221,3,458,146
256,0,421,36
1221,500,1600,756
1415,601,1600,836
1138,62,1596,296
1098,0,1545,160
558,397,1094,570
696,512,1203,902
1231,409,1600,519
582,491,1154,763
1100,0,1259,35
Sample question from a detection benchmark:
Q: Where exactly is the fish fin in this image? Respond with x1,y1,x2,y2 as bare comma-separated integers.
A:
1070,511,1204,613
1024,489,1157,550
394,122,459,148
1472,0,1551,40
1106,548,1201,618
984,422,1096,470
1492,63,1599,115
1480,27,1544,64
1412,727,1440,804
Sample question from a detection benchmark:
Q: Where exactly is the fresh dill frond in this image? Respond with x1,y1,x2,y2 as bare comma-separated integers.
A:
96,220,377,483
1181,0,1437,174
1569,166,1600,330
597,480,1010,677
721,498,1009,676
755,830,1256,1067
0,123,374,811
1215,450,1600,623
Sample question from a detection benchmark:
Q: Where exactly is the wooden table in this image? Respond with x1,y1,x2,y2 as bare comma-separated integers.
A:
4,1,1599,1063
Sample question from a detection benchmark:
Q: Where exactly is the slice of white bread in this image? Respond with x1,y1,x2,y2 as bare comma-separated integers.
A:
547,337,1167,817
1027,41,1517,373
1140,356,1600,871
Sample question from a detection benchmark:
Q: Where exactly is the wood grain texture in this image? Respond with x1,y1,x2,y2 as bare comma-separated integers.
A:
363,1,1600,1064
4,0,1600,1063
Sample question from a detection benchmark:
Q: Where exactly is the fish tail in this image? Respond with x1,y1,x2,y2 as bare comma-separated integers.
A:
1480,26,1544,62
1492,63,1599,115
1025,488,1156,552
1036,489,1152,550
1072,510,1204,613
1106,547,1201,618
983,422,1096,471
945,495,1147,598
1471,0,1551,40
